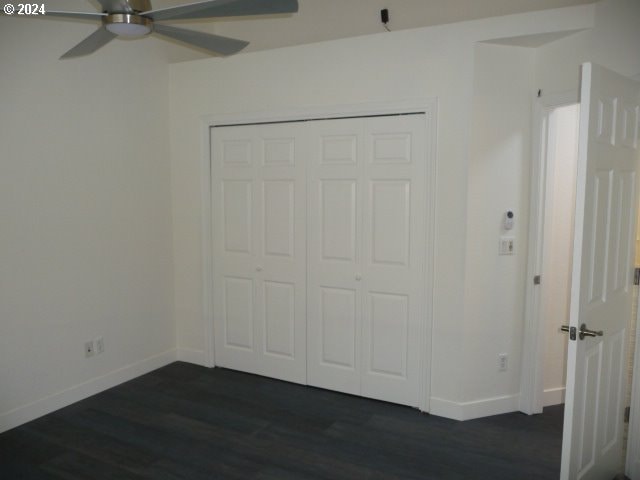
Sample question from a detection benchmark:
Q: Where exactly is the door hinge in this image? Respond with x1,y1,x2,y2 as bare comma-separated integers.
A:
634,268,640,285
625,406,631,423
534,275,541,285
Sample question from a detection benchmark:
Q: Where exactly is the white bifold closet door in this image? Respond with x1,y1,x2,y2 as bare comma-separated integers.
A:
211,123,308,385
211,114,427,407
307,115,427,407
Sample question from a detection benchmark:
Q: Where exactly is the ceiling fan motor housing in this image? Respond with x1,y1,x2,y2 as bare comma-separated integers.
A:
101,0,154,37
105,0,152,13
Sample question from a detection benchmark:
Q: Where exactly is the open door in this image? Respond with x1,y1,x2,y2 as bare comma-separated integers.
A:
561,63,640,480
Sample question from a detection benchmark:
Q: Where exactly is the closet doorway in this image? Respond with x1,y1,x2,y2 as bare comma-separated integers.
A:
204,102,437,411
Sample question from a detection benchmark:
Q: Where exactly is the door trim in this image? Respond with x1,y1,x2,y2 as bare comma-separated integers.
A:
200,99,438,412
628,295,640,477
520,91,578,415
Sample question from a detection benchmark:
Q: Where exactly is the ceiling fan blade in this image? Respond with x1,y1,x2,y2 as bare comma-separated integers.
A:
45,10,106,21
60,27,116,59
153,24,249,56
143,0,298,21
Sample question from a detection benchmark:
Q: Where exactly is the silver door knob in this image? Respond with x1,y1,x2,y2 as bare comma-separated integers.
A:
560,324,603,341
256,266,263,272
579,323,603,340
355,274,362,281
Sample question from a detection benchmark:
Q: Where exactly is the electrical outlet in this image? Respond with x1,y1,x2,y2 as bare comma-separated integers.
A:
85,340,95,358
95,337,104,355
498,353,508,372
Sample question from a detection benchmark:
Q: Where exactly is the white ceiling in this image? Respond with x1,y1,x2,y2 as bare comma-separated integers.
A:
45,0,598,62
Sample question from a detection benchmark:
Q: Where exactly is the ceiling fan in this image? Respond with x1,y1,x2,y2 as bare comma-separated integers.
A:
21,0,299,59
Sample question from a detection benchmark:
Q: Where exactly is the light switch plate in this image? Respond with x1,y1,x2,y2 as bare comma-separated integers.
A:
499,237,515,255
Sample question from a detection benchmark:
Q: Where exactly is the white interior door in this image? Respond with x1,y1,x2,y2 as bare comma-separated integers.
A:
360,116,427,406
211,123,307,384
561,63,640,480
307,114,427,407
307,118,364,395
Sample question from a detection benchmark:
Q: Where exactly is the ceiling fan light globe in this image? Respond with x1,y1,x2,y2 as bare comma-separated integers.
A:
106,22,151,37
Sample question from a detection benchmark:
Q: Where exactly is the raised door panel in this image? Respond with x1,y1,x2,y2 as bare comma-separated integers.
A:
263,280,295,358
576,343,603,476
222,139,252,167
320,287,357,369
585,170,612,306
263,138,295,166
370,180,410,267
222,180,253,255
367,292,408,377
223,277,255,351
263,180,294,258
321,180,357,262
601,330,625,454
214,274,259,373
321,135,358,165
619,104,638,149
595,97,617,146
371,133,412,164
608,171,636,295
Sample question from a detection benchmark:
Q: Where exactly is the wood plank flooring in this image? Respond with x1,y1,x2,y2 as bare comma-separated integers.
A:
0,362,564,479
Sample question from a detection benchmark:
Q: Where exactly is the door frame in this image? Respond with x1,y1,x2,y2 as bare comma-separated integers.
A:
628,66,640,471
520,91,578,415
199,99,438,412
628,298,640,477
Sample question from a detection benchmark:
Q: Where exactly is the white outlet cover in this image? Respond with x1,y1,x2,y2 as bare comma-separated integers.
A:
84,340,95,358
498,353,508,371
95,337,104,354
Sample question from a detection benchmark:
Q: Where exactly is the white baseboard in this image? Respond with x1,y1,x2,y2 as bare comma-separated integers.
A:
176,348,208,366
628,459,639,480
0,349,177,434
430,394,520,421
543,387,566,407
429,397,465,420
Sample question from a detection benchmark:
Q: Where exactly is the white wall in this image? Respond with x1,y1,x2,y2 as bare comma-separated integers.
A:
0,14,175,431
169,5,594,418
535,0,640,93
451,0,640,418
461,43,535,411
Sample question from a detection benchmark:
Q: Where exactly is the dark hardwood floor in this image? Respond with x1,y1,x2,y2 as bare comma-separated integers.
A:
0,362,564,479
